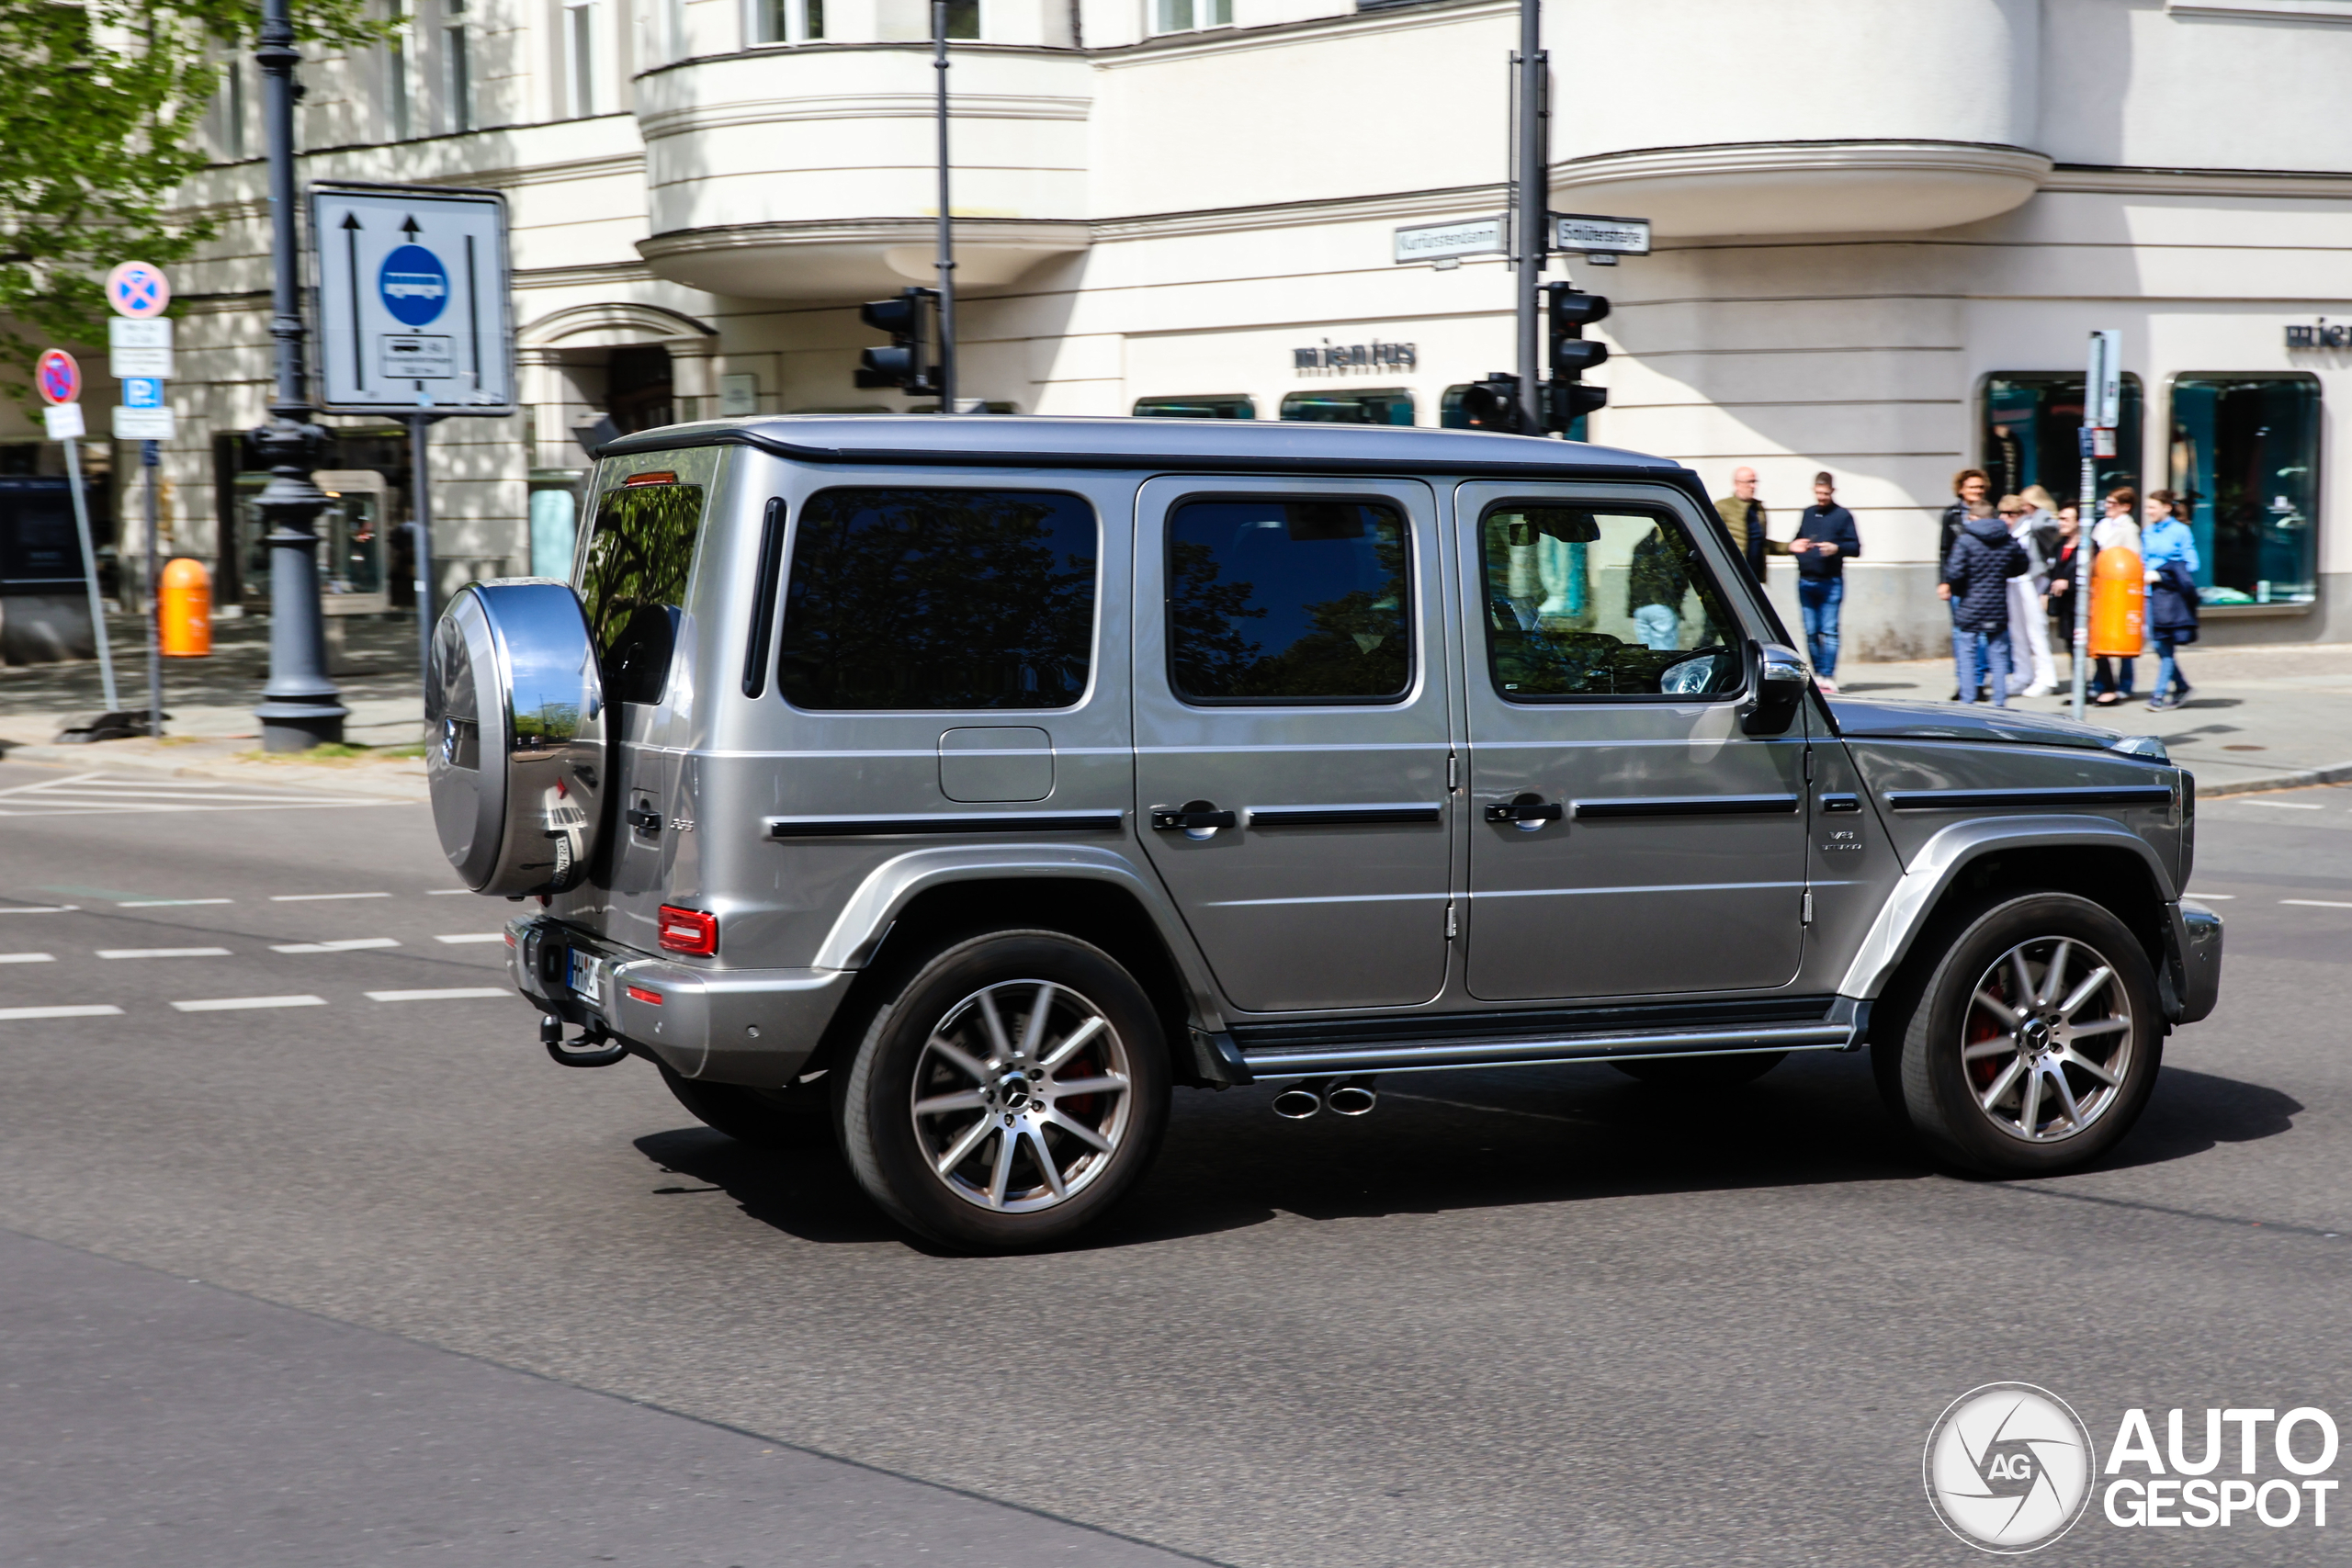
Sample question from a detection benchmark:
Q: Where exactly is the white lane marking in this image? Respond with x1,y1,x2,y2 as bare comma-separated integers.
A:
433,933,504,944
425,889,473,896
269,892,392,902
117,898,232,908
2233,798,2326,810
270,937,400,953
2188,893,2235,899
0,905,77,915
169,995,327,1012
2280,899,2352,909
0,774,393,818
366,987,510,1002
97,947,232,959
0,953,56,964
0,1004,122,1021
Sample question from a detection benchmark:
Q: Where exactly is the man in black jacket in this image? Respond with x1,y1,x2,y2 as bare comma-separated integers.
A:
1946,507,2030,707
1790,471,1861,692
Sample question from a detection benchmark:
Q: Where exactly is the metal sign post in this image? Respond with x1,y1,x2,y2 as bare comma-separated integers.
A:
100,267,177,739
932,0,958,412
36,352,119,714
1510,0,1547,431
141,442,163,741
408,412,443,693
2072,329,2122,722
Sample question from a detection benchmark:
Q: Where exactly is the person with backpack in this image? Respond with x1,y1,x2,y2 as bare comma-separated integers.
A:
2142,489,2200,711
1945,496,2030,707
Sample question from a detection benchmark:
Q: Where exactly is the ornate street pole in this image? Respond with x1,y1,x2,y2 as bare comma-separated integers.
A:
933,0,957,412
251,0,346,750
1512,0,1546,430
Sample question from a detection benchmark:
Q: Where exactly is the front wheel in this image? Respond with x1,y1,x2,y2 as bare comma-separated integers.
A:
1895,893,2163,1175
837,929,1170,1250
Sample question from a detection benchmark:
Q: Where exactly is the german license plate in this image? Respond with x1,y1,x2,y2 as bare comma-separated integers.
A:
566,948,607,1006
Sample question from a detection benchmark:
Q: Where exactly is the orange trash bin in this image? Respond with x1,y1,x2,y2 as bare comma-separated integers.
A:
160,557,212,658
2087,546,2145,659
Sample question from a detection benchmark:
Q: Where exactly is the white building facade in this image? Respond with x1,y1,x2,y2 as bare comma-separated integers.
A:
9,0,2349,658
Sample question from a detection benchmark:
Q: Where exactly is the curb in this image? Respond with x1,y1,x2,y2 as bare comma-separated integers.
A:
2194,762,2352,799
0,742,427,803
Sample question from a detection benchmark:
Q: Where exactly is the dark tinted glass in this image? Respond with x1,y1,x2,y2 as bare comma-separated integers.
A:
1167,499,1410,702
1481,504,1743,700
2169,375,2320,605
578,478,706,705
1277,389,1414,425
1134,395,1254,419
776,489,1097,709
1982,372,2144,507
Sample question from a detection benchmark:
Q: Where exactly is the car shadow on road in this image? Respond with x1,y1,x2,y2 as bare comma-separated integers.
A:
632,1054,2300,1251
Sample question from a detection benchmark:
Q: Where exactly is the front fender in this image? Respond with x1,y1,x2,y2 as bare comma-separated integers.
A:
1837,815,2181,1000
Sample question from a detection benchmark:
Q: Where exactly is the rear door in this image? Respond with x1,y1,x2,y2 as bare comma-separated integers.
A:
1454,481,1809,1001
1132,476,1453,1013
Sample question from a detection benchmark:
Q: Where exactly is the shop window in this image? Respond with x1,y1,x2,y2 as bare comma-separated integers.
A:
1152,0,1231,33
2169,374,2321,607
752,0,822,43
1134,395,1254,420
1279,389,1415,426
1980,372,2143,509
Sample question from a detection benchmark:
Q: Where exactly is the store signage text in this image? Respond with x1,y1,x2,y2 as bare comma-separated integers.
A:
2286,321,2348,349
1294,337,1418,375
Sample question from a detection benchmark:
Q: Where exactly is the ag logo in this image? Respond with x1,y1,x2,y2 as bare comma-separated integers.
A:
1925,1382,2098,1553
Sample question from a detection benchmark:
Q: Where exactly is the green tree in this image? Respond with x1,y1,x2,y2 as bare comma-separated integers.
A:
0,0,385,404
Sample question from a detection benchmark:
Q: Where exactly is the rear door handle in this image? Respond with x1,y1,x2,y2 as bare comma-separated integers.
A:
627,806,662,835
1484,793,1566,826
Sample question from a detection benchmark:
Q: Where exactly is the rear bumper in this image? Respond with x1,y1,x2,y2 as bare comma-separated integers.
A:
507,915,854,1085
2162,899,2223,1025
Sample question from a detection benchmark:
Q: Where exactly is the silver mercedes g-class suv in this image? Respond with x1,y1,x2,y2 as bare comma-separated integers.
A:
428,416,2222,1249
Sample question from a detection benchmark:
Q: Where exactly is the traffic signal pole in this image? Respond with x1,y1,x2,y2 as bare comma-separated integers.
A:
1512,0,1546,432
933,0,957,412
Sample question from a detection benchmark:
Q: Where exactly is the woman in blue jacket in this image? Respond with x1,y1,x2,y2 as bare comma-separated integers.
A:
2142,490,2200,711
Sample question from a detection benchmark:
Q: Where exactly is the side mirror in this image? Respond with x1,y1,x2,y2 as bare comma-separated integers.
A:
1742,641,1809,736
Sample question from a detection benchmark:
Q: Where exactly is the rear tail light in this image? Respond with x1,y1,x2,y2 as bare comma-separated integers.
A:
657,905,718,956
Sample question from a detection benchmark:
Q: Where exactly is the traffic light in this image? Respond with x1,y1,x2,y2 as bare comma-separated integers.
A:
1542,283,1610,435
1457,374,1525,433
854,288,940,393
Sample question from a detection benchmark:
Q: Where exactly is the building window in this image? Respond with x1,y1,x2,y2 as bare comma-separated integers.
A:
1279,389,1414,425
385,0,411,140
564,0,597,116
1134,395,1254,419
1152,0,1231,33
944,0,979,37
442,0,473,133
213,52,247,158
2169,374,2321,607
752,0,823,42
1981,372,2144,510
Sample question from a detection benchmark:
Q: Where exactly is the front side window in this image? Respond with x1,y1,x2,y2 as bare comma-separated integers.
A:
1167,498,1410,704
1982,372,2144,507
2169,374,2320,607
1134,395,1254,420
578,467,711,705
1480,502,1744,700
775,489,1097,710
1279,389,1414,426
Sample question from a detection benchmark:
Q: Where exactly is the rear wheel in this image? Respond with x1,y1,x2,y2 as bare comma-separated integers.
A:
657,1062,823,1148
837,929,1170,1251
1611,1052,1785,1089
1894,893,2162,1175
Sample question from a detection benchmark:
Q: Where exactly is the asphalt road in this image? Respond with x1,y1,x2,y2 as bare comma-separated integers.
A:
0,761,2346,1567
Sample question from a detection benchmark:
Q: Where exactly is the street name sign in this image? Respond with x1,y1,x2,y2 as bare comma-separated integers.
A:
108,318,174,378
1552,213,1653,257
311,182,516,417
1395,216,1508,265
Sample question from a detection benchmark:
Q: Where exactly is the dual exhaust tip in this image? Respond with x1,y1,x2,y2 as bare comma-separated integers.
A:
1272,1076,1378,1120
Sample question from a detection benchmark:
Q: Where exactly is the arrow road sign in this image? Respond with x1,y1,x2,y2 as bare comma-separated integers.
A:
36,349,80,406
311,183,514,417
105,261,171,318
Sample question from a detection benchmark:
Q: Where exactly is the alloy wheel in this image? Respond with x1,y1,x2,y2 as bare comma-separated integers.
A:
1961,935,2136,1144
909,979,1134,1213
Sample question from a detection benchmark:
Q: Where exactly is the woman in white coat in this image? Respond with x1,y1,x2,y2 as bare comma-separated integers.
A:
1998,494,2059,695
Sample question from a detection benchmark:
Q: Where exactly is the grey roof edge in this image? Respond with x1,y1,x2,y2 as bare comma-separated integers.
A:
594,413,1691,479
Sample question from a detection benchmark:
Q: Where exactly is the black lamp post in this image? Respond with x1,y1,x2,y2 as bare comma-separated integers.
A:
251,0,345,750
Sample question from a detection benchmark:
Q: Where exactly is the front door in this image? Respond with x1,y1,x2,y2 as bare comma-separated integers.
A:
1133,477,1453,1014
1455,482,1809,1001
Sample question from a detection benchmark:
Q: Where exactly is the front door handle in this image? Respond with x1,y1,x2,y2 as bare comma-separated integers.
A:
1484,793,1566,830
1149,801,1238,832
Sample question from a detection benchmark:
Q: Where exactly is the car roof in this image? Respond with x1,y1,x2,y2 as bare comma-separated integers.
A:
597,413,1691,480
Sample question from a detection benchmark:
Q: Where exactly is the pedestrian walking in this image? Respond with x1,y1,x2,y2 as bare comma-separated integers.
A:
1938,469,1994,698
1997,494,2059,695
2089,487,2142,705
1713,467,1773,581
2046,504,2083,680
1946,497,2029,706
2143,489,2201,710
1789,470,1860,692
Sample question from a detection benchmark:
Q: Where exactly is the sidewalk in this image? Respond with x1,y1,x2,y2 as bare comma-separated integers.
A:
1829,643,2352,796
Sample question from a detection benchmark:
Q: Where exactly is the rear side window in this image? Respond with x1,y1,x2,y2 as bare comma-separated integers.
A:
775,488,1098,710
1167,498,1410,703
578,465,711,705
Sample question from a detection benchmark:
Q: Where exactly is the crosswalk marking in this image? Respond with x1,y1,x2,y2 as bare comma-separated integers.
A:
0,773,396,818
0,1004,122,1021
169,995,327,1013
366,987,510,1002
98,947,231,959
270,937,400,953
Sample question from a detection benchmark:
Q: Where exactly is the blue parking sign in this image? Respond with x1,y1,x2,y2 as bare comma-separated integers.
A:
121,377,164,409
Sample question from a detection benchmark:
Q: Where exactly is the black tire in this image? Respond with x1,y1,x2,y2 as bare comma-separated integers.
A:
837,929,1170,1251
657,1061,825,1148
1894,892,2163,1175
1611,1051,1786,1089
